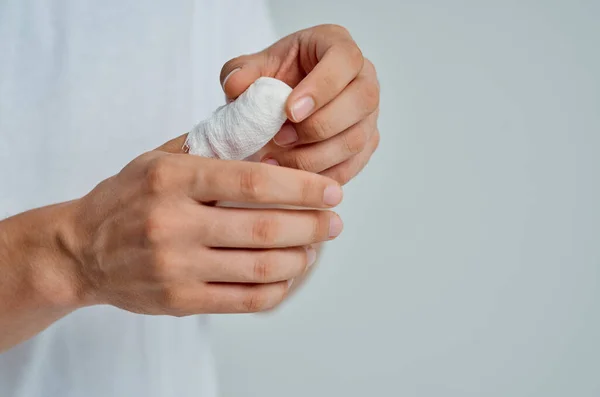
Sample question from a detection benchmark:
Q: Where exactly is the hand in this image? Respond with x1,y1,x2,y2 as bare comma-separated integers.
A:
70,149,344,315
220,24,380,185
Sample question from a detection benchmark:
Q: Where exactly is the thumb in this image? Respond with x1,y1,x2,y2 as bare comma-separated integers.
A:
158,53,269,154
157,53,265,155
220,53,268,100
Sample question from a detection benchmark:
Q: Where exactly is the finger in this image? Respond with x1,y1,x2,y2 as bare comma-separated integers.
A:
204,281,289,313
200,207,343,248
278,63,379,145
321,130,380,185
143,155,344,208
219,33,309,100
220,54,266,100
286,26,364,123
264,111,377,173
160,281,290,315
190,159,344,208
201,246,315,283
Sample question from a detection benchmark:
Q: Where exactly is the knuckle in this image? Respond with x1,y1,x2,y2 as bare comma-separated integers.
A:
362,79,381,112
300,176,316,206
343,129,368,155
306,115,334,141
345,43,364,71
241,290,267,313
251,216,279,246
292,151,315,172
252,255,273,283
323,24,351,37
316,24,362,70
238,166,266,201
145,157,174,193
264,51,283,73
132,151,159,169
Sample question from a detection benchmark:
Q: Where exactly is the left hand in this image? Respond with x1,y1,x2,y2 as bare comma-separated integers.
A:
220,24,380,185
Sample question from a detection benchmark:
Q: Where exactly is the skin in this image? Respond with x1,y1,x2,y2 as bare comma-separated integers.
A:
0,152,343,351
0,24,380,352
221,24,380,184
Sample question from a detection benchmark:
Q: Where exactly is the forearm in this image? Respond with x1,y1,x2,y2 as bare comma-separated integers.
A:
0,201,83,352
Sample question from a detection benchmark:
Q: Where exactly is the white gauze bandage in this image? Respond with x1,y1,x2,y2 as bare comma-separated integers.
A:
184,77,293,160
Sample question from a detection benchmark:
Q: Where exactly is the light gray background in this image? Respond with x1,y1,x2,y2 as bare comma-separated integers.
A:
211,1,600,396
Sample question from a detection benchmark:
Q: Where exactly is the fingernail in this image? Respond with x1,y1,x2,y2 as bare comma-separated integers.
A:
273,124,298,147
305,246,317,268
323,185,343,206
329,214,344,238
291,96,315,122
262,158,279,166
222,67,241,88
287,278,295,289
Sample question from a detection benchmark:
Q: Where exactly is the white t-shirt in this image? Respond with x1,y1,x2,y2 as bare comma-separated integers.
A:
0,1,277,396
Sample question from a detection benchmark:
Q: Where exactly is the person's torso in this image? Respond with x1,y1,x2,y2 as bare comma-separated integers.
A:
0,1,276,396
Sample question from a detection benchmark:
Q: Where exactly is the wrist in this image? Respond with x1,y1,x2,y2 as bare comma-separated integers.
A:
1,200,91,311
52,199,99,309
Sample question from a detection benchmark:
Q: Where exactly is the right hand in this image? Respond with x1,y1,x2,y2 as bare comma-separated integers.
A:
70,148,344,316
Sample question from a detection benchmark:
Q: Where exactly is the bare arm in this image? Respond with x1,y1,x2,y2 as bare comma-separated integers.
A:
0,21,383,352
0,149,342,353
0,201,84,352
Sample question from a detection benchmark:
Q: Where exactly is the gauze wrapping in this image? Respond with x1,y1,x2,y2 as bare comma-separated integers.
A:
184,77,293,160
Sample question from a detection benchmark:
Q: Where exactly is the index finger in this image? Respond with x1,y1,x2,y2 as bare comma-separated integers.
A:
188,158,344,208
286,25,364,123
